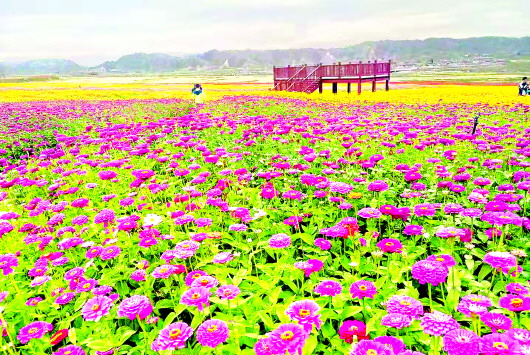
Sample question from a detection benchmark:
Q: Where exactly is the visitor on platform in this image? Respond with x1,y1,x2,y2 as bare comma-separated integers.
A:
519,77,528,96
192,84,206,104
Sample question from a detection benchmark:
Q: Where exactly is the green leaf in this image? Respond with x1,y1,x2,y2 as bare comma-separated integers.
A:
303,334,318,355
86,339,114,351
116,328,137,346
68,328,77,345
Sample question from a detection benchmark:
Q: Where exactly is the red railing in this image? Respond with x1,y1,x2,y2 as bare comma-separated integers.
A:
274,61,391,81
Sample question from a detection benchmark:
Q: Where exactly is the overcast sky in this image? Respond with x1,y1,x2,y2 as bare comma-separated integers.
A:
0,0,527,66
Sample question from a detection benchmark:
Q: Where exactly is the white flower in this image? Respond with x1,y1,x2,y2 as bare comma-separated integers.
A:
143,214,163,227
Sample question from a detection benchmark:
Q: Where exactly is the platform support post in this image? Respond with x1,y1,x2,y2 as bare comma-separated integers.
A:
347,83,351,94
358,60,362,95
319,81,323,94
332,82,338,94
385,79,389,91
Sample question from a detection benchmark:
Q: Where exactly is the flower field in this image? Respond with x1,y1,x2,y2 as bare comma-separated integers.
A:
0,83,529,355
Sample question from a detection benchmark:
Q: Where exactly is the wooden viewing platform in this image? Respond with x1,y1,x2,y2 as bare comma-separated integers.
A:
273,60,391,94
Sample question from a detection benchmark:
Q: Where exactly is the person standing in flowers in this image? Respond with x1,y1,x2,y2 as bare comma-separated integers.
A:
191,84,206,105
519,77,528,96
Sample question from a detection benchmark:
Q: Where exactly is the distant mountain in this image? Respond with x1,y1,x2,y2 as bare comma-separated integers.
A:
1,36,528,76
7,59,83,75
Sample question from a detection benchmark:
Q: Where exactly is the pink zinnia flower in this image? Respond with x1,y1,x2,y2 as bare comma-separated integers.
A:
350,339,393,355
17,321,53,344
499,294,530,312
180,287,210,312
117,295,152,320
215,285,240,300
151,322,193,351
267,323,307,354
268,233,291,249
339,320,369,343
376,238,403,253
420,311,460,336
411,259,448,286
285,300,323,333
314,280,342,297
82,296,113,321
350,280,377,299
196,319,229,348
442,329,480,355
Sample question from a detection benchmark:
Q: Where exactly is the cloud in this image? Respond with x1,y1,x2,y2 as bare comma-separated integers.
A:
0,0,527,65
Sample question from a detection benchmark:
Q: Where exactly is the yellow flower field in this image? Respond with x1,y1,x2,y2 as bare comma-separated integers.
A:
0,80,526,106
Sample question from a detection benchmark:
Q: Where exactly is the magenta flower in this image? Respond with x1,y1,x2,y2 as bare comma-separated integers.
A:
180,287,211,312
420,311,460,336
374,336,406,354
381,313,413,329
117,295,153,320
285,300,322,333
267,323,307,355
151,322,193,351
196,319,229,348
268,233,291,249
357,208,382,219
411,259,449,286
191,275,219,289
294,259,324,277
376,238,403,253
499,294,530,312
314,280,342,297
215,285,240,300
17,321,53,344
350,280,377,299
100,246,121,260
481,312,512,332
131,270,146,282
386,295,424,318
403,224,424,235
314,238,331,250
55,292,76,305
479,333,520,354
82,296,113,321
0,253,18,275
185,270,208,286
442,329,480,355
350,339,393,355
53,345,86,355
212,252,234,264
506,283,529,295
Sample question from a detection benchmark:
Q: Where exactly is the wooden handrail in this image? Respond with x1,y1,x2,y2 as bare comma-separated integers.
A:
273,65,307,90
286,64,322,91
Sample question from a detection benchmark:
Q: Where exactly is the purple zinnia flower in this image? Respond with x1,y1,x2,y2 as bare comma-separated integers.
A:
381,313,413,329
443,329,480,355
151,322,194,351
479,333,519,354
52,345,86,355
350,280,377,299
117,295,153,320
196,319,229,348
350,339,393,355
267,323,307,355
481,312,513,332
180,287,210,312
420,311,460,336
82,296,113,321
314,280,342,297
285,300,323,333
215,285,240,300
411,259,449,286
268,233,291,249
17,321,53,344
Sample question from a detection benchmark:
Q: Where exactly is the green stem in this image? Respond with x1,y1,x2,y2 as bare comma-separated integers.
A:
428,283,433,311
